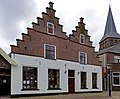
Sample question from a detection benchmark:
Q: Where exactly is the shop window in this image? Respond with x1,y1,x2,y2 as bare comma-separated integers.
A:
48,69,60,89
22,67,37,90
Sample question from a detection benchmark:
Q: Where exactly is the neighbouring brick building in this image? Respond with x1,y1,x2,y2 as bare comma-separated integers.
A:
10,2,102,97
97,5,120,91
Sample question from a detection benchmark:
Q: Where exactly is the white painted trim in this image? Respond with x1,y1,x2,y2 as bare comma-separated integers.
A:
47,22,54,35
44,44,56,59
11,53,102,95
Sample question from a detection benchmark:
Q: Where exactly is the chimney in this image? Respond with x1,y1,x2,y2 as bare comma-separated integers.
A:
80,17,84,23
49,1,54,9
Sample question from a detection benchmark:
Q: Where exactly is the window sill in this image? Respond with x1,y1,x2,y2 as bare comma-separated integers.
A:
80,88,88,89
79,63,87,65
92,87,99,89
47,88,61,90
45,58,56,60
21,89,39,91
113,85,120,86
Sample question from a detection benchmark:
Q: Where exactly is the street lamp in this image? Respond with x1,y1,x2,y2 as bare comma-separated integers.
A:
107,64,112,97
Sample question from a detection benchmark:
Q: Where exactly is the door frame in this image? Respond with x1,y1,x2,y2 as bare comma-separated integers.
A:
68,70,75,93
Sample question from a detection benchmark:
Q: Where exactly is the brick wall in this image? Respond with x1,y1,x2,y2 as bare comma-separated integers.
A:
11,2,99,66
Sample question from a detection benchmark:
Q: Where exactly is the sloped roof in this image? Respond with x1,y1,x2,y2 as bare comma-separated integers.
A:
97,43,120,55
0,48,17,66
100,6,120,42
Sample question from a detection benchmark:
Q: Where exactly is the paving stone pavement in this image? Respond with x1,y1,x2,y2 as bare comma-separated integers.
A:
0,91,120,99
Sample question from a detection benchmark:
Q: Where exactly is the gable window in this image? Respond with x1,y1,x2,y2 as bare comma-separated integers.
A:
92,73,97,89
80,34,85,44
81,72,87,89
79,52,87,64
47,22,54,34
113,73,120,86
48,69,60,89
44,44,56,60
22,66,37,90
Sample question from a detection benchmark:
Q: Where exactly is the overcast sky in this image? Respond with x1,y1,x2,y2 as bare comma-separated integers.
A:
0,0,120,53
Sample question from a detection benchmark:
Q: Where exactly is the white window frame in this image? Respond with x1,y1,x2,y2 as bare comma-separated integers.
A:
80,34,85,44
47,22,54,35
48,69,60,89
79,52,87,64
112,72,120,86
22,66,38,90
44,44,56,60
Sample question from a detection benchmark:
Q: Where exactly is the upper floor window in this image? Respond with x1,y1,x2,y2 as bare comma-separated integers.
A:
79,52,87,64
22,66,37,90
47,22,54,34
44,44,56,60
114,56,120,63
80,34,85,44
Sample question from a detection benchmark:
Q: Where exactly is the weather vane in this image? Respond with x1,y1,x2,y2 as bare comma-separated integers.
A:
108,0,112,6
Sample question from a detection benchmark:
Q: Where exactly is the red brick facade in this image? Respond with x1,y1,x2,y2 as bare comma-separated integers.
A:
11,2,99,66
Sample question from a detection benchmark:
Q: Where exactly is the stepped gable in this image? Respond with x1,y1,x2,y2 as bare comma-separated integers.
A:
10,2,99,66
69,17,93,46
11,2,67,55
32,1,67,38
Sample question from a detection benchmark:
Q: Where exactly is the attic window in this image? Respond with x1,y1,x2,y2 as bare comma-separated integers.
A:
80,34,85,44
47,22,54,35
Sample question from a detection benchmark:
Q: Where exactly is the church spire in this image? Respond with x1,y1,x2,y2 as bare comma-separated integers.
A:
100,6,120,42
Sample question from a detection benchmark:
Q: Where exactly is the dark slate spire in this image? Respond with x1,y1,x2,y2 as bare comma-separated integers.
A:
100,6,120,42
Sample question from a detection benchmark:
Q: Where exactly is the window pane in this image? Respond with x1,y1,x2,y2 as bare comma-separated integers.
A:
68,70,74,77
92,73,97,88
80,34,85,44
80,52,86,64
113,73,119,76
113,77,119,85
45,45,55,59
48,69,60,89
47,22,54,34
81,72,87,89
23,67,37,90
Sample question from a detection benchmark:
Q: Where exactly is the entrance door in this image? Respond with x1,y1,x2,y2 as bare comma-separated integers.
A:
68,70,75,93
0,76,11,95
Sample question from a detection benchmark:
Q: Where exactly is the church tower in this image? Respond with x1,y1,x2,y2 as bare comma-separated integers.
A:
99,6,120,50
98,5,120,91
